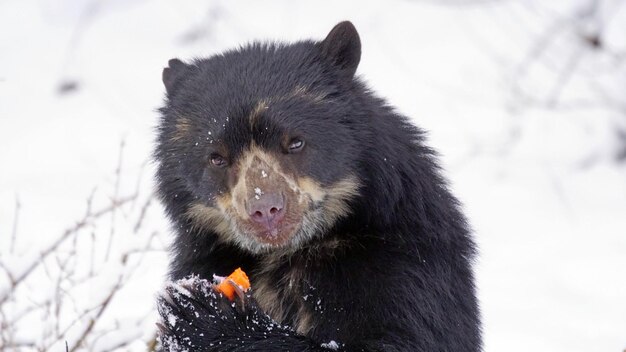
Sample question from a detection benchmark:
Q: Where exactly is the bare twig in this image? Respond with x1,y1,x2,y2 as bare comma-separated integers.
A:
68,274,124,352
0,195,136,307
134,195,154,234
10,195,20,254
546,42,586,107
130,159,149,211
105,139,125,261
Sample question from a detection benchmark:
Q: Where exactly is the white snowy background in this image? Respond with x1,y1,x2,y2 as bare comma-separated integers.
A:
1,0,625,351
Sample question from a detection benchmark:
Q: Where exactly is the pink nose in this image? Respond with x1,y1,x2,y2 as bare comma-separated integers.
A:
248,193,285,230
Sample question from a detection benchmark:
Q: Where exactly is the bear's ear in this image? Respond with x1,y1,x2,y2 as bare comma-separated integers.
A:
162,58,189,95
317,21,361,78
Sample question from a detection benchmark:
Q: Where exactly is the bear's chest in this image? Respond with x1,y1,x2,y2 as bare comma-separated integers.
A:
251,257,318,336
250,239,350,337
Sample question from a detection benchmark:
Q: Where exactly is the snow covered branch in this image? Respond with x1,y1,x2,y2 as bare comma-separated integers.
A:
0,148,168,351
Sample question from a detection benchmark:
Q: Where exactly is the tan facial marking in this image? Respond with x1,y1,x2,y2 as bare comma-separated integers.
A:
227,145,322,213
297,177,325,203
319,176,361,222
231,145,332,212
249,100,270,129
285,85,327,103
249,87,327,129
230,145,290,214
172,116,192,142
185,203,234,241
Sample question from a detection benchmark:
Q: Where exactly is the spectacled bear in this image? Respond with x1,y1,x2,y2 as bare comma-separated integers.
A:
154,21,481,351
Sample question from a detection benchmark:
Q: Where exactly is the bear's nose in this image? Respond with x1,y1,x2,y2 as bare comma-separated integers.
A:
248,192,285,230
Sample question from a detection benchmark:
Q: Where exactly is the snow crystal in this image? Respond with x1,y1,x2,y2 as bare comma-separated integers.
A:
176,275,201,287
213,274,226,284
321,340,339,350
167,313,177,327
169,282,193,299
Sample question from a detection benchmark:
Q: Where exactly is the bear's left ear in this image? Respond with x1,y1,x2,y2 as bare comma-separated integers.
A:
317,21,361,79
162,58,190,96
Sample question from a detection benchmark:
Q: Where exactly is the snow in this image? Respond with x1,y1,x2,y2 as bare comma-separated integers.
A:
167,312,178,328
321,340,340,350
1,0,625,351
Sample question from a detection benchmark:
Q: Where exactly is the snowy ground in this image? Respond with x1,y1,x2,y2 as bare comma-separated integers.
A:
1,0,625,351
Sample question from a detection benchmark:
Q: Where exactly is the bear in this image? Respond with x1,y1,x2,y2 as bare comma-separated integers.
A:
154,21,481,351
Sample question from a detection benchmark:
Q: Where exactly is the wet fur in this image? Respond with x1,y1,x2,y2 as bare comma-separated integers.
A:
155,22,481,351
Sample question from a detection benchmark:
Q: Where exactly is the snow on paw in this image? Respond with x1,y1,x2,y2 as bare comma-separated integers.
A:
156,276,232,350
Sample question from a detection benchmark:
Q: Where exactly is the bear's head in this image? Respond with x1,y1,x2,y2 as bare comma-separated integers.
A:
156,22,368,254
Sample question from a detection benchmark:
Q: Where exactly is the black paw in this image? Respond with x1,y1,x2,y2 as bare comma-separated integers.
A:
156,276,291,351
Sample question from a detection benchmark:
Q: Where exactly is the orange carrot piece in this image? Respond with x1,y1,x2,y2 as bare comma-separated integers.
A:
215,268,250,300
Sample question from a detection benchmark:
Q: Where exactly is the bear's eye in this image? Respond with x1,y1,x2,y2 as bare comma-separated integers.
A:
288,138,305,153
210,153,228,167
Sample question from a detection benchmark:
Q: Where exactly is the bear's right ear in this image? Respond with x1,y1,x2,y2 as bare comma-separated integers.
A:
317,21,361,79
162,58,189,95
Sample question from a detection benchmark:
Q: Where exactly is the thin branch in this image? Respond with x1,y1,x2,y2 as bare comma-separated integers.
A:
105,139,125,261
68,274,124,352
133,195,153,234
0,195,136,307
10,195,20,254
130,159,149,211
546,42,586,107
